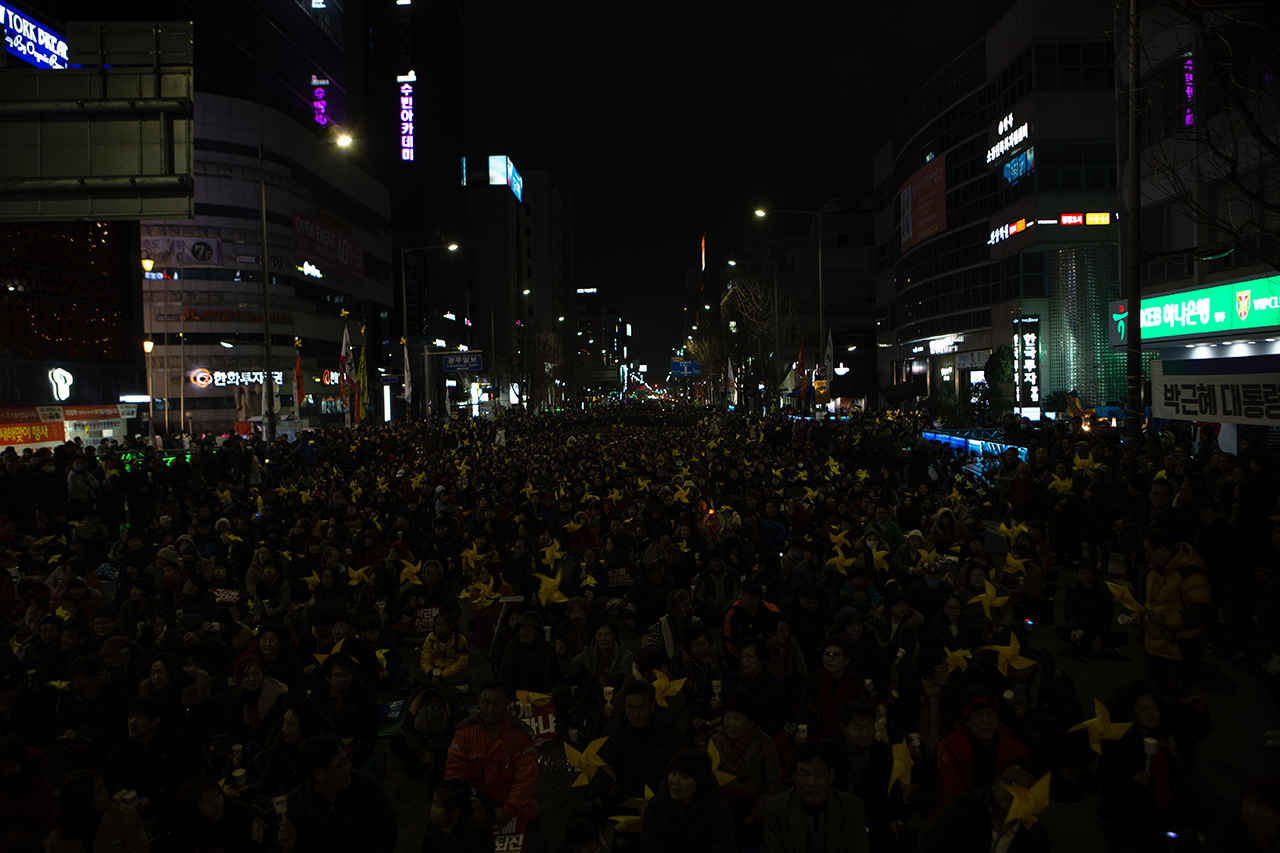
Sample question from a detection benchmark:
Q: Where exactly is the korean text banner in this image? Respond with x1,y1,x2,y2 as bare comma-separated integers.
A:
899,155,947,253
292,212,365,284
1108,274,1280,348
1152,356,1280,426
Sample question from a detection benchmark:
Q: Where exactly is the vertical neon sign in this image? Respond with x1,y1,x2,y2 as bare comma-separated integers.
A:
1183,55,1194,127
397,70,416,162
310,75,329,126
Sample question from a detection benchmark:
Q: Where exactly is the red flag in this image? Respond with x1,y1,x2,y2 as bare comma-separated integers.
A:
797,339,807,390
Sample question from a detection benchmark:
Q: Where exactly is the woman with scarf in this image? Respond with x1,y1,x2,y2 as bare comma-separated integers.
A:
638,749,735,853
721,637,789,736
245,702,331,799
223,655,288,754
557,618,634,738
764,615,808,702
680,623,726,738
709,692,782,849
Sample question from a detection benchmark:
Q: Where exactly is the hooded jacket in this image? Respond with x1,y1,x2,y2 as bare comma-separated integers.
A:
1143,542,1212,660
445,711,540,824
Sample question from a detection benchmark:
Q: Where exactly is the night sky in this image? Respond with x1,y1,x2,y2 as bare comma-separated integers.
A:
464,1,1016,369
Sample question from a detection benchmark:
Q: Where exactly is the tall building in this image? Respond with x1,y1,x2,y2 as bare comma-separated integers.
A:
1115,3,1280,446
873,0,1125,417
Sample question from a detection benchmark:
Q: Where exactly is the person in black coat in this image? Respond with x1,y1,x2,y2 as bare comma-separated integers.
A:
906,564,954,625
306,653,379,769
420,778,496,853
917,757,1050,853
592,681,683,814
825,700,915,853
1054,565,1128,660
637,748,736,853
160,775,271,853
495,611,563,695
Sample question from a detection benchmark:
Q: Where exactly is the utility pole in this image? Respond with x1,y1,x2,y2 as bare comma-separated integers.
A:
1125,0,1144,440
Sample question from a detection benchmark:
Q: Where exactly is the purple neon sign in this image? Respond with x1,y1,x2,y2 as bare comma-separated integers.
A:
1183,56,1194,127
311,75,329,126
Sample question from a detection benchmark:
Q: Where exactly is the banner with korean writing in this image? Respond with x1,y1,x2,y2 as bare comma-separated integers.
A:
293,212,365,284
510,698,556,744
1152,357,1280,425
0,407,65,451
899,155,947,253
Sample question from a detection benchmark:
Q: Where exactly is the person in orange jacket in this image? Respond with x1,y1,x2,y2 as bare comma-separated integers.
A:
444,681,539,826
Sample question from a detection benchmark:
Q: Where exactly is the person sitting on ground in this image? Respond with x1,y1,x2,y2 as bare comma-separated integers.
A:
638,748,736,853
164,774,270,853
306,653,378,769
391,683,468,786
803,638,870,739
592,680,683,814
917,756,1051,853
45,770,149,853
935,687,1029,809
825,700,914,853
421,777,496,853
760,741,870,853
444,681,539,829
278,734,398,853
102,696,194,817
721,637,789,736
709,691,782,846
419,611,470,686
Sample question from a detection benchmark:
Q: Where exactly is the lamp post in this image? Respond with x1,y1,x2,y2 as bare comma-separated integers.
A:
400,242,458,420
143,338,155,446
258,132,352,445
756,206,825,412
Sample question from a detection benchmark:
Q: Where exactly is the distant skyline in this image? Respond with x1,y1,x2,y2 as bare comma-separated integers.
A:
463,1,1017,370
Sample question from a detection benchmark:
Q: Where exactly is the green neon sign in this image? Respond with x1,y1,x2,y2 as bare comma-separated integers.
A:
1108,275,1280,347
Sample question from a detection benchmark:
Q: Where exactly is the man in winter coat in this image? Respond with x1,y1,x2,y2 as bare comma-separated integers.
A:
1132,527,1212,696
592,680,682,813
723,579,780,662
936,688,1029,808
445,681,539,826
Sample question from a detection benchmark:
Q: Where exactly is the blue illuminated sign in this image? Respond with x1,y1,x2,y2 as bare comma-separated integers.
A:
1,3,67,70
1003,147,1034,185
487,155,523,202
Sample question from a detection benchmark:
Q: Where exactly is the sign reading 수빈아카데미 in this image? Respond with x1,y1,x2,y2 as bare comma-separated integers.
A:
1107,275,1280,348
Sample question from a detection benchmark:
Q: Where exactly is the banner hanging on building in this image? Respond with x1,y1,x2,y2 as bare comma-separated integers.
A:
1152,357,1280,426
293,212,365,284
899,155,947,253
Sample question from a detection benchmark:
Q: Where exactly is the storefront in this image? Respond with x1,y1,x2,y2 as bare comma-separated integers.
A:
1109,273,1280,445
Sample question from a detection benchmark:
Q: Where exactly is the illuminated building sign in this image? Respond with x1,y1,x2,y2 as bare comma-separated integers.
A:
576,288,597,294
191,370,285,387
1059,212,1112,226
487,155,523,201
1014,317,1040,409
1183,55,1195,127
1107,275,1280,348
48,368,73,401
1003,148,1034,184
1060,213,1084,225
311,75,329,126
929,334,963,354
988,218,1029,245
1,4,68,70
297,261,323,278
397,70,416,162
987,114,1029,164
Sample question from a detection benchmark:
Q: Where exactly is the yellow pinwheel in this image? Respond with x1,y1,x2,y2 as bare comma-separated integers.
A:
826,456,841,476
947,486,964,505
679,465,692,478
46,680,71,692
796,469,809,482
676,539,690,553
516,690,553,707
1073,455,1099,474
1046,474,1075,496
998,522,1028,544
771,467,784,480
651,669,686,708
1105,580,1144,614
579,572,599,588
399,559,423,585
637,478,651,492
411,472,428,490
944,647,972,672
461,577,500,608
302,571,322,591
1003,771,1052,828
674,485,691,503
347,565,371,586
1067,698,1134,754
856,468,869,482
533,567,569,606
541,540,567,567
610,785,654,833
607,488,624,503
565,737,614,787
888,739,915,800
522,481,537,501
581,489,601,504
826,551,855,575
804,487,821,503
872,547,890,573
967,580,1010,620
564,519,583,533
916,547,939,565
374,648,389,670
981,633,1038,677
1153,469,1169,480
706,739,737,786
1004,553,1030,576
829,529,852,550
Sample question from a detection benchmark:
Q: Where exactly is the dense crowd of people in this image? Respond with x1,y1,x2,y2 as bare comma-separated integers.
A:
1,404,1278,853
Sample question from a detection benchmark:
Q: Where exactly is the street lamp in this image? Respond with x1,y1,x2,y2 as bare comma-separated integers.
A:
259,130,353,444
143,339,155,439
755,206,826,412
400,242,459,420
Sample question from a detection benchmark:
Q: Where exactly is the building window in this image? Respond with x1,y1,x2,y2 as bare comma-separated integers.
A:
1034,42,1114,90
1034,143,1116,192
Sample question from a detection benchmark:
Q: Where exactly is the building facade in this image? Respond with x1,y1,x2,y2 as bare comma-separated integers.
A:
873,0,1126,417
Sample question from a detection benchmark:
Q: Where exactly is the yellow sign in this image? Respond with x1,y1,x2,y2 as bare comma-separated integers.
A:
814,379,829,404
1085,212,1111,225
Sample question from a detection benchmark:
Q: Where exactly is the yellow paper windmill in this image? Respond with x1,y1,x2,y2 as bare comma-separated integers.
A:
579,572,599,588
461,577,501,608
399,559,423,585
804,487,821,503
302,571,322,591
771,467,784,480
411,470,428,489
637,478,651,492
706,739,737,786
796,470,809,482
676,539,691,553
565,737,613,787
944,647,972,672
347,565,371,586
1004,553,1030,576
1073,455,1100,474
1105,580,1144,614
872,548,890,573
826,550,855,575
651,669,686,708
521,481,536,500
1067,698,1134,754
1046,475,1075,496
607,488,624,503
674,485,691,503
888,739,915,800
374,648,389,670
564,519,583,533
533,568,569,606
45,680,71,692
1003,771,1052,828
967,580,1010,620
541,541,567,567
829,529,852,550
856,468,869,482
581,489,601,504
916,547,939,565
947,486,964,505
981,633,1038,677
826,456,841,476
610,785,654,833
998,522,1028,544
515,690,553,707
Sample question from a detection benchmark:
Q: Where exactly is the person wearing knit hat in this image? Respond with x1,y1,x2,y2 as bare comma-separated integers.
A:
935,687,1029,809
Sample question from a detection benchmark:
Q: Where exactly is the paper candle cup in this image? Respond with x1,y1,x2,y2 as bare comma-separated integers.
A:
544,626,552,642
909,733,921,745
232,768,246,787
602,686,614,701
796,724,808,740
1142,737,1159,755
1117,614,1131,625
711,679,723,695
231,744,243,759
272,796,288,815
432,668,442,677
1003,690,1015,703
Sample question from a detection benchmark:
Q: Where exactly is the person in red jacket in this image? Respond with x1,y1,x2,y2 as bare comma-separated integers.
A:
936,687,1029,809
444,681,539,827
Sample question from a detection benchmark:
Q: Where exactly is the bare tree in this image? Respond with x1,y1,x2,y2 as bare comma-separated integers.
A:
522,328,562,412
721,261,817,405
1141,3,1280,268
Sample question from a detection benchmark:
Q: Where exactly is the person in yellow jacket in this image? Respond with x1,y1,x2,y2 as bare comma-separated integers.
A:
419,611,470,686
1132,528,1211,697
